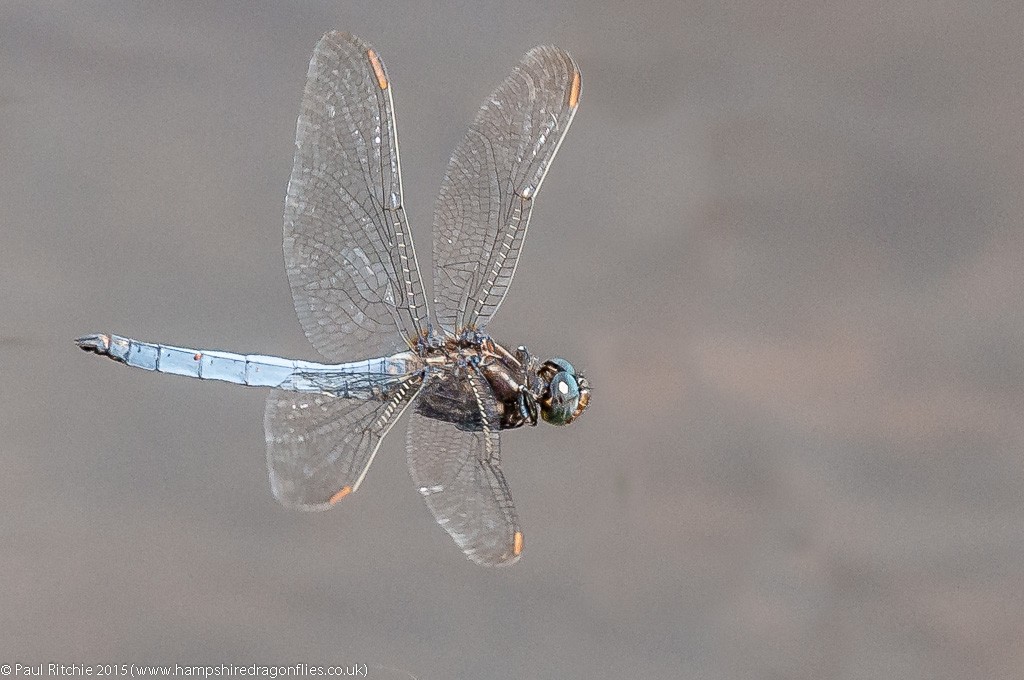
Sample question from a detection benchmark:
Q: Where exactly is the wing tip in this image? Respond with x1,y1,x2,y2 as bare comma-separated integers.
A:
521,45,581,109
329,485,354,505
462,531,525,567
267,467,333,512
312,31,388,91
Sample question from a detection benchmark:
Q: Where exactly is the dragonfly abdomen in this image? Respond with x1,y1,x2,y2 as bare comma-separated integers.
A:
75,333,416,397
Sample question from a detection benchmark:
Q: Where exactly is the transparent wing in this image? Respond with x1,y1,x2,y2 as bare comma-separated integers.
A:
285,31,429,360
265,376,421,510
432,45,581,334
406,366,523,566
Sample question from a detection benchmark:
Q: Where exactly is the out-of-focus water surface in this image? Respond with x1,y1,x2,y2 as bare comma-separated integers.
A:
2,1,1022,677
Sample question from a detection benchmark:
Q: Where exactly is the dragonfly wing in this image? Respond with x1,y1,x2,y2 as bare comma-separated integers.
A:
432,45,581,334
265,376,421,510
406,366,523,566
285,31,429,360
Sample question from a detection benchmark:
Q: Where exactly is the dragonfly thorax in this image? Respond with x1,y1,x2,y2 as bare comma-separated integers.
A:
420,335,588,430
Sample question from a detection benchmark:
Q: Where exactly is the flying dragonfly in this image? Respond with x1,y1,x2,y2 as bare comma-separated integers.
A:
77,31,589,566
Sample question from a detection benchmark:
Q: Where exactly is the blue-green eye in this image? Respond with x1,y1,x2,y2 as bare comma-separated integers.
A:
546,358,576,375
541,370,580,425
538,357,590,425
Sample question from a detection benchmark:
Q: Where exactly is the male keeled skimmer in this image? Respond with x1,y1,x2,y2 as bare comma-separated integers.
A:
77,31,590,566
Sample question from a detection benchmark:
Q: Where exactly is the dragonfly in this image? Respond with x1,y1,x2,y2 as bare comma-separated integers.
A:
77,31,589,566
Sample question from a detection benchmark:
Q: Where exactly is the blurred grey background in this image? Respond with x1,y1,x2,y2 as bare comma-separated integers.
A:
2,1,1023,678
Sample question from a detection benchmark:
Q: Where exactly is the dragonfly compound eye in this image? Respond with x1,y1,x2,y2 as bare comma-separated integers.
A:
539,358,583,425
540,372,580,425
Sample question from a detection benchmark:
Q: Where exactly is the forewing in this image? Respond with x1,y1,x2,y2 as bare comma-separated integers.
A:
265,377,420,510
406,367,523,566
285,31,429,360
432,45,581,334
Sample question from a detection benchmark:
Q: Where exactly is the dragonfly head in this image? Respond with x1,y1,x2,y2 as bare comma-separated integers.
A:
538,358,590,425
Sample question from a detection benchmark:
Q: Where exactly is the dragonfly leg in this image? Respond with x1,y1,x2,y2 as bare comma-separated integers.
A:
515,345,544,398
518,386,539,426
506,346,539,425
